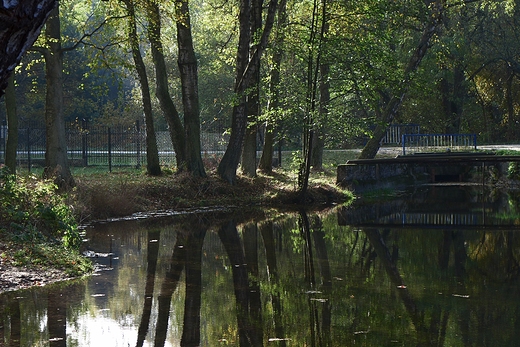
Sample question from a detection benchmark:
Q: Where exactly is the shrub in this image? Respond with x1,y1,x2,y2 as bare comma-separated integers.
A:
0,166,81,249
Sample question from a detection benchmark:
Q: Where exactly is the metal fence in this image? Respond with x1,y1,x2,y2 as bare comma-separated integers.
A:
0,120,229,171
382,124,420,145
401,133,477,155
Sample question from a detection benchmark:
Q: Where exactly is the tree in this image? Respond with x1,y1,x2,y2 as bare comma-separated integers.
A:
175,0,206,177
0,0,56,97
145,0,187,171
37,5,75,188
217,0,279,184
258,0,287,173
145,0,206,177
121,0,162,176
359,0,445,159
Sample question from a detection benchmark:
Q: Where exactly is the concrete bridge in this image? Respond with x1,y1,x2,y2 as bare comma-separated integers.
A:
337,152,520,193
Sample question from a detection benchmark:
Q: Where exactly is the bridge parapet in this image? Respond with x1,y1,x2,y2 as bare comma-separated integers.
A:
402,133,477,155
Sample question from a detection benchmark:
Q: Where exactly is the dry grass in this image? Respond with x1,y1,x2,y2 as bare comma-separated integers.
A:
71,168,352,222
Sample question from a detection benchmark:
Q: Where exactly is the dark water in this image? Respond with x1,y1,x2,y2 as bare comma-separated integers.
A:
3,185,520,346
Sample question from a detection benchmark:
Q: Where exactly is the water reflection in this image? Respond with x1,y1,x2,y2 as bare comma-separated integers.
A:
2,186,520,345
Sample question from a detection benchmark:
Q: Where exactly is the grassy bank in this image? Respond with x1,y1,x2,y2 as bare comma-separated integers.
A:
71,167,353,221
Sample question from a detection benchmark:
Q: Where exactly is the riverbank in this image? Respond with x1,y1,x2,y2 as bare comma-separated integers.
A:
0,168,352,293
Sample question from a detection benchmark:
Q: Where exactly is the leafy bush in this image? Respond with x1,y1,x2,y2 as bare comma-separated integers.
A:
0,166,81,249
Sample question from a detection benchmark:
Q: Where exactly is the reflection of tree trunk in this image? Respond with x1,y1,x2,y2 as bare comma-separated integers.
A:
48,287,67,347
218,220,261,346
311,215,332,347
243,223,263,344
136,230,161,347
181,229,207,347
260,222,286,346
7,296,21,347
154,233,187,347
438,230,452,271
300,210,316,286
364,229,430,341
452,231,466,279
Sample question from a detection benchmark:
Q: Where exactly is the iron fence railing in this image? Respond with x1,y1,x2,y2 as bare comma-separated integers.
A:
0,120,229,171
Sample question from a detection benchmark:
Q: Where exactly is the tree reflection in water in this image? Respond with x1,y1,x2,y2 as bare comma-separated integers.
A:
5,188,520,346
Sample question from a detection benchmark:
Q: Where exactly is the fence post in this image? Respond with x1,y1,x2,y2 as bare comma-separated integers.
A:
136,119,141,169
82,119,88,167
402,134,406,156
27,127,31,172
108,127,112,173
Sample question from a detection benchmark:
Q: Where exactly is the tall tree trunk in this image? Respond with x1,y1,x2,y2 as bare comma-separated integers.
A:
439,64,465,134
0,0,57,97
123,0,161,176
175,0,206,177
241,0,263,177
217,0,279,184
259,0,287,173
146,0,187,171
359,0,444,159
42,5,75,189
5,73,18,173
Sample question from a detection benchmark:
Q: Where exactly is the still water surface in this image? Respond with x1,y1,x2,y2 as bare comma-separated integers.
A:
2,185,520,346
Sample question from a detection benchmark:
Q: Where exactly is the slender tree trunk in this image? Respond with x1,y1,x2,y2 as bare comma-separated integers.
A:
146,0,187,171
42,5,75,188
176,0,206,177
217,0,279,184
299,0,326,201
506,72,515,141
123,0,161,176
217,0,251,184
5,73,18,173
259,0,287,173
359,0,444,159
310,48,330,171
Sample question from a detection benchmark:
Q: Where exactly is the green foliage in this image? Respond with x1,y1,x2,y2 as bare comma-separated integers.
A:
0,166,81,249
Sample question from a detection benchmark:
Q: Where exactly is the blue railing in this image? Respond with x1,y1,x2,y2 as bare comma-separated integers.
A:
401,133,477,155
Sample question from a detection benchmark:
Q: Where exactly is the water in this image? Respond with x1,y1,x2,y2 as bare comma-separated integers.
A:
2,185,520,346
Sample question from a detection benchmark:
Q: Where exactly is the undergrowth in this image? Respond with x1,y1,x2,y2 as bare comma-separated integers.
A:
0,166,92,275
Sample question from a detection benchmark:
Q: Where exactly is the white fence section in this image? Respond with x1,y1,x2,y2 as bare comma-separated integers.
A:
401,134,477,155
